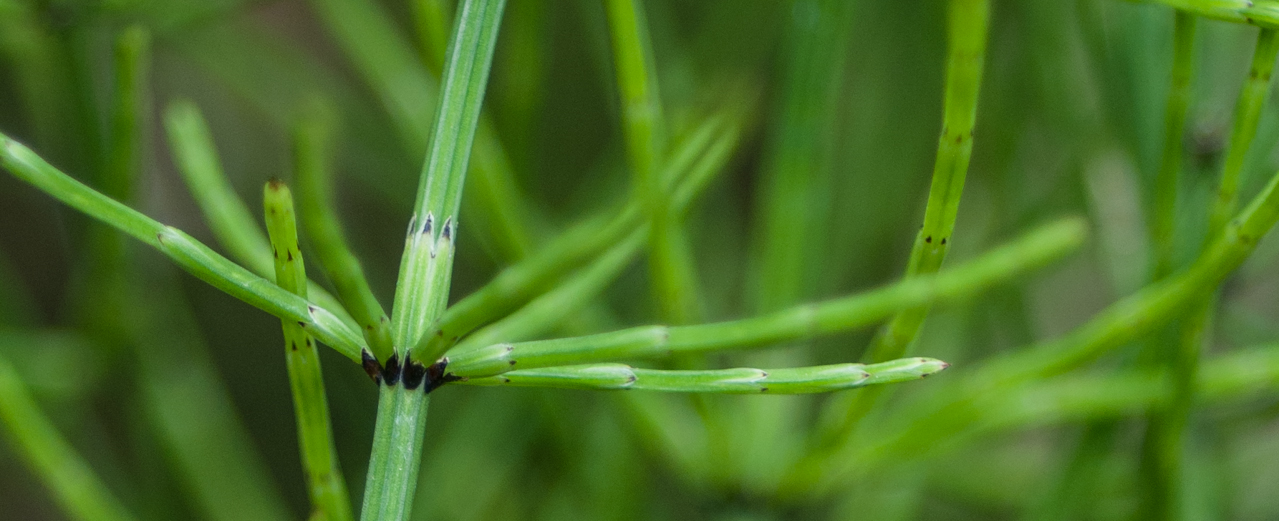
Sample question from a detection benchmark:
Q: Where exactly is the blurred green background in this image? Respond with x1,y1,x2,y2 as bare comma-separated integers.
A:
3,0,1279,519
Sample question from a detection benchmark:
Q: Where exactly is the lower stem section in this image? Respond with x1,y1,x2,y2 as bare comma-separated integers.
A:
360,383,431,521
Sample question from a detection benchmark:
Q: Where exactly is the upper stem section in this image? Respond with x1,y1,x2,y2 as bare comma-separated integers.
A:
393,0,508,356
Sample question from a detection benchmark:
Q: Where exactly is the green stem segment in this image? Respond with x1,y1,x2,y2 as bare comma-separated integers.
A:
293,101,395,362
264,182,353,521
365,1,507,520
460,357,948,393
360,385,431,521
865,0,990,364
396,0,507,358
0,133,369,361
446,217,1085,378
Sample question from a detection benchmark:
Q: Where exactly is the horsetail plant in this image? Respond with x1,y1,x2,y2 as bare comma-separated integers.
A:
12,1,1279,520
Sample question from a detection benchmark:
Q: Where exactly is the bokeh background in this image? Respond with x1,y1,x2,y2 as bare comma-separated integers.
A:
3,0,1279,519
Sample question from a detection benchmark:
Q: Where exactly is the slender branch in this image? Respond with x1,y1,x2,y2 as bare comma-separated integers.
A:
459,357,948,393
864,0,990,364
445,217,1086,378
0,134,368,361
293,100,396,362
264,182,353,521
0,353,137,521
310,0,536,262
801,165,1279,497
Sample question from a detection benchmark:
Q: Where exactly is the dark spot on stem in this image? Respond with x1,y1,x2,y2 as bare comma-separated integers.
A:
287,250,293,261
290,341,297,351
925,236,932,243
422,214,433,236
442,217,453,240
940,238,947,245
424,358,459,393
383,354,401,386
362,350,383,385
760,387,770,393
509,360,517,366
401,352,428,390
297,321,307,328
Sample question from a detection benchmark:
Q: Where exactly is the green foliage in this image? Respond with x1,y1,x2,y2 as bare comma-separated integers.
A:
4,1,1279,521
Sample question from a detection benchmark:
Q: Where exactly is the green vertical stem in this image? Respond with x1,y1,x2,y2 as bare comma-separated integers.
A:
864,0,990,363
293,101,395,362
822,0,989,446
395,0,506,358
605,0,703,324
366,1,506,520
264,182,353,521
1143,26,1279,521
0,353,137,521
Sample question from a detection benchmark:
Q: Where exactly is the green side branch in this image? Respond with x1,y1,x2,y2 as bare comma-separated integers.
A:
444,217,1085,378
458,357,948,394
805,164,1279,496
0,353,137,521
0,134,369,361
416,113,743,358
293,101,395,362
264,182,353,521
163,101,360,332
864,0,990,364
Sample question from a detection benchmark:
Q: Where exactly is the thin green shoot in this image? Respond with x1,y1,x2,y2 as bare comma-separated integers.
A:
0,134,368,361
864,0,990,364
394,0,507,356
459,357,948,393
263,181,353,521
1144,26,1279,519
